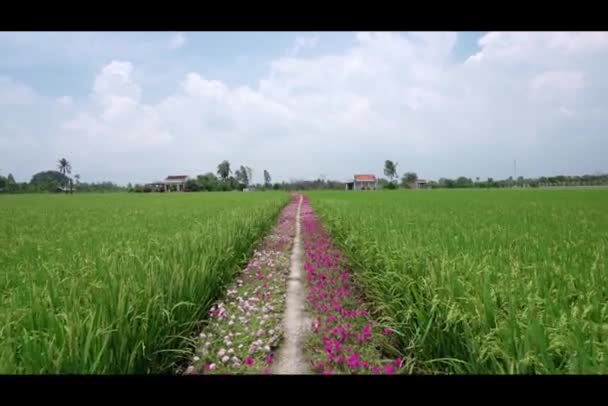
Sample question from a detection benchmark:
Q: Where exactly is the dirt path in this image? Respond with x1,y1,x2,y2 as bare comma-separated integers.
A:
272,194,310,374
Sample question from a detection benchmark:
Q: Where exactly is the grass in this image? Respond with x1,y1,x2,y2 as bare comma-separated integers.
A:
306,188,608,374
0,191,289,374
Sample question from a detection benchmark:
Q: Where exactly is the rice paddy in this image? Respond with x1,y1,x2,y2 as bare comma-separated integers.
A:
306,188,608,374
0,192,289,374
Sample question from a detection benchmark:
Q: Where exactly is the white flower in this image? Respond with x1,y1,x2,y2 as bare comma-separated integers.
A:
222,355,230,363
269,329,275,335
260,320,266,326
193,356,200,362
256,329,264,337
263,314,269,320
185,366,194,374
225,341,233,347
238,344,244,349
204,341,211,347
199,333,206,339
228,320,234,326
264,345,271,353
209,363,216,370
218,348,226,357
228,349,234,354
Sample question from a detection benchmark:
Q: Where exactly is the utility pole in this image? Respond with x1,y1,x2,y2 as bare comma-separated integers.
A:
514,159,517,187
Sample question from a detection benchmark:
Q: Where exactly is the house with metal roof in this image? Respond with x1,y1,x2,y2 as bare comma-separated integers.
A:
345,174,378,190
146,175,189,192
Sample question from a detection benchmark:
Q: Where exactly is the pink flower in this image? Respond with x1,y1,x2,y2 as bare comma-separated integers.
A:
263,368,270,375
245,357,254,366
371,366,380,374
385,364,394,374
394,358,402,367
347,353,360,369
265,354,273,364
383,328,392,335
362,361,369,369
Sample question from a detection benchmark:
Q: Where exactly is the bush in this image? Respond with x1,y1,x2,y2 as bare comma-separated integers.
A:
384,183,397,190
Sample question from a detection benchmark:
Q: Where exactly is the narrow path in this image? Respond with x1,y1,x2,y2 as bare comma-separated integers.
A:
272,194,310,374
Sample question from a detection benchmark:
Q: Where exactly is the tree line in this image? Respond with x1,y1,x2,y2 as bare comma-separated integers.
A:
0,159,125,194
381,159,608,189
132,160,347,193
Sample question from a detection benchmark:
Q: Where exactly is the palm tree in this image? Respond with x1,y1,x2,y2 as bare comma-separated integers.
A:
57,158,72,192
58,158,72,176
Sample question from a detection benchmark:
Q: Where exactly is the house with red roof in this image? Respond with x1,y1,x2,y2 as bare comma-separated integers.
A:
346,174,378,190
146,175,189,192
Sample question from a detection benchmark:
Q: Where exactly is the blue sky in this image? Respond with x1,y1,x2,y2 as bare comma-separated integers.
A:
1,31,607,185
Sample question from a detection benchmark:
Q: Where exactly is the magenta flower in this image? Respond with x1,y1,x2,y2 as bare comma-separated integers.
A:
383,328,392,335
245,357,254,366
385,364,394,374
347,353,360,369
265,354,273,364
371,366,380,374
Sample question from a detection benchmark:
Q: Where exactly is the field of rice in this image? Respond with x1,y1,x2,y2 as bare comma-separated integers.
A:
307,189,608,374
0,192,289,374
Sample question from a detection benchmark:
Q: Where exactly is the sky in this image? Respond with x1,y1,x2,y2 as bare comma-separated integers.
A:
1,31,607,185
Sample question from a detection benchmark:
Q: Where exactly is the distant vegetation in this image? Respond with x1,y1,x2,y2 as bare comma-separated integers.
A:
3,156,607,195
1,158,125,194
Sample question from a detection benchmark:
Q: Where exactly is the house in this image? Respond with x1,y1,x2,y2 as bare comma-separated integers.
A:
414,179,428,189
346,174,378,190
146,175,189,192
164,175,189,192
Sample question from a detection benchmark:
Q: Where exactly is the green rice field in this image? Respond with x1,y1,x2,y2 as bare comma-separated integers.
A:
307,189,608,374
0,192,289,374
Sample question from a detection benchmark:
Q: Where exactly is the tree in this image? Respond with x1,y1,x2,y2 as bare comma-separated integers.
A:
401,172,418,188
57,158,72,177
455,176,472,188
235,165,251,187
245,166,253,186
5,173,17,192
30,170,70,192
185,179,200,192
75,174,80,184
57,158,72,192
384,160,398,184
217,160,231,182
264,170,272,188
197,173,220,191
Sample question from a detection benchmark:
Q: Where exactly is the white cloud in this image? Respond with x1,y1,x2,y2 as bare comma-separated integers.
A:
4,32,608,184
169,33,187,50
0,76,38,106
288,36,319,56
57,96,73,107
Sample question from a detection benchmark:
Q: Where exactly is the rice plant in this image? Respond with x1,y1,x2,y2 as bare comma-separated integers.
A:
307,188,608,374
0,192,289,374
